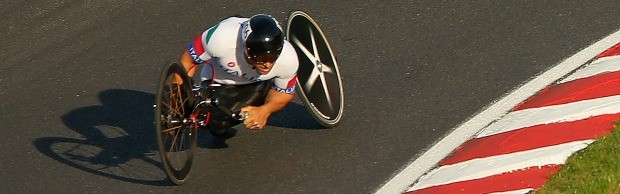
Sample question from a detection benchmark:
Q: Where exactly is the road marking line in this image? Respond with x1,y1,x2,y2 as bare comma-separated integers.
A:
514,66,620,110
374,29,620,194
476,94,620,138
560,55,620,83
408,140,593,191
440,113,619,166
407,165,558,193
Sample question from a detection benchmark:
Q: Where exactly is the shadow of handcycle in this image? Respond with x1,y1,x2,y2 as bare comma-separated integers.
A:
34,89,322,185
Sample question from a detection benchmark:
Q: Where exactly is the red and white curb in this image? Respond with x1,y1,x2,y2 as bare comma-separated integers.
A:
408,46,620,193
376,29,620,194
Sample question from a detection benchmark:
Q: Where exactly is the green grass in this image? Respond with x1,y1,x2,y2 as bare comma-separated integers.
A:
535,122,620,194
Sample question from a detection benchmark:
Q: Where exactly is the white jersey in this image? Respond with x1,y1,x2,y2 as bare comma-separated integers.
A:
188,17,299,94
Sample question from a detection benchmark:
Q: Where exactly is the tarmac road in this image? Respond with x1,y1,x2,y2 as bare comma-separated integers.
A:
1,1,619,193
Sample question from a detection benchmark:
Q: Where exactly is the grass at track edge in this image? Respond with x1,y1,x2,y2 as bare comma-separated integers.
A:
535,121,620,193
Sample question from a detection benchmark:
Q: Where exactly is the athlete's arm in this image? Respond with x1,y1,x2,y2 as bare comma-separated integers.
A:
241,89,294,130
179,50,198,77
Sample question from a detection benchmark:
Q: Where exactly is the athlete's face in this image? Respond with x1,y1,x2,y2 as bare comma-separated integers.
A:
244,49,278,75
253,62,274,75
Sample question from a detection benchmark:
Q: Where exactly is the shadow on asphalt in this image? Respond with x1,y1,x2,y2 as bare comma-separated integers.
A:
33,89,322,186
268,102,325,130
33,89,170,186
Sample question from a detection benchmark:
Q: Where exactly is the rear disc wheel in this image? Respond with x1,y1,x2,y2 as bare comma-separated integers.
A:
287,11,345,128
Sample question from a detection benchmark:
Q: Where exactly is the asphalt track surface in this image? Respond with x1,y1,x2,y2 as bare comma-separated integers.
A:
1,1,620,193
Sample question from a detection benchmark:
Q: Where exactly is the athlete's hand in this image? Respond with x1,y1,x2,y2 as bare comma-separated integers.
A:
241,106,270,130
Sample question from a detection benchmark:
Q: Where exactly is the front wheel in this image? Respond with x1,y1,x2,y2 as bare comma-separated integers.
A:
154,63,197,185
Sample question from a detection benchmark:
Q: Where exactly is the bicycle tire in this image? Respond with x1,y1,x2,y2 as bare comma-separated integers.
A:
154,62,197,185
286,11,345,128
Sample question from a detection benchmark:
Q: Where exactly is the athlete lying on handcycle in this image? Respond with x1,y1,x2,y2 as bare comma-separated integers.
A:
179,14,299,131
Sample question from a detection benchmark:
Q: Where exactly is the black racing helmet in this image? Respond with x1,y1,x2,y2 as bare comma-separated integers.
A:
244,14,284,62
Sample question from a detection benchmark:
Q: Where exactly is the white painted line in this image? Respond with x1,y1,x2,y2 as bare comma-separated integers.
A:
560,55,620,83
476,95,620,138
374,29,620,194
407,140,593,191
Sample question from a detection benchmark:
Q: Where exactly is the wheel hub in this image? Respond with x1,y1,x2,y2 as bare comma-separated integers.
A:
316,60,323,73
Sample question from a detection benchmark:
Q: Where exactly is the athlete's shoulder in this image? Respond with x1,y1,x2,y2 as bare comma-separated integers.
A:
205,17,248,51
269,41,299,93
280,41,300,69
213,17,248,36
218,16,248,27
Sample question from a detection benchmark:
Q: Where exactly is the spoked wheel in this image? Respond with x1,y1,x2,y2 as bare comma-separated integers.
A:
155,63,197,185
287,11,345,128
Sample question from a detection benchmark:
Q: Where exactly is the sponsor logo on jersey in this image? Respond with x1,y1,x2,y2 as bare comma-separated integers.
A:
273,85,296,94
188,44,204,63
224,68,240,76
218,63,242,77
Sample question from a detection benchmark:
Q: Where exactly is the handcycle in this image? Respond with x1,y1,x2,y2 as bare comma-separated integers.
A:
154,10,345,185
